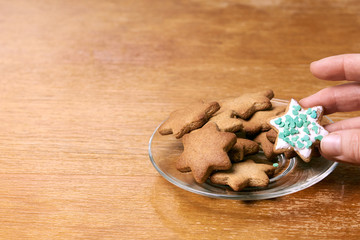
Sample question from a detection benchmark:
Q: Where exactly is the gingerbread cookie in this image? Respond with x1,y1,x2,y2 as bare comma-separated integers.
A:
266,129,277,143
228,138,259,162
176,122,237,183
218,89,274,119
210,159,275,191
239,105,286,136
284,149,298,159
269,99,328,162
254,131,278,161
159,100,220,138
207,110,243,132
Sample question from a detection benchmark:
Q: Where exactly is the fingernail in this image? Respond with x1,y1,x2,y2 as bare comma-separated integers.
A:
321,134,342,156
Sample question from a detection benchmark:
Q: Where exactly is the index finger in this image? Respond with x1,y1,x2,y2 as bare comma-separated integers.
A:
310,54,360,81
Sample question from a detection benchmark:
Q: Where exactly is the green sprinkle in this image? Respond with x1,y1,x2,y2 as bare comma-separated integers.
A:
292,110,299,115
275,118,282,125
304,128,310,135
310,110,317,119
315,135,323,141
312,125,319,134
299,114,307,121
297,141,305,148
273,163,279,168
283,129,291,137
279,122,285,127
279,132,285,139
290,122,296,128
290,128,299,135
292,136,299,142
294,117,303,127
301,135,310,141
296,120,303,128
306,108,312,115
285,115,293,122
306,140,313,149
293,105,301,111
284,129,291,137
303,121,310,127
284,137,295,147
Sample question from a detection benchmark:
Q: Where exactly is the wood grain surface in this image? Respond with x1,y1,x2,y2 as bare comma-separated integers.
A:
0,0,360,239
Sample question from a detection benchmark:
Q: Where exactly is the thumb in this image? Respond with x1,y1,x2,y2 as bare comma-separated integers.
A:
320,129,360,165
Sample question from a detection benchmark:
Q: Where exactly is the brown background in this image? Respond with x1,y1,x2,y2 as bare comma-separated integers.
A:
0,0,360,239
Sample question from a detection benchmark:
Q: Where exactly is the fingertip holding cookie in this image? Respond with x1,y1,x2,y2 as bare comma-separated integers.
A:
269,98,329,162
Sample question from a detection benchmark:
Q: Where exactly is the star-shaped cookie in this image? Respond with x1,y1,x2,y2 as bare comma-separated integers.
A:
158,101,220,138
253,131,278,161
218,89,274,119
176,122,237,183
207,110,243,132
239,105,286,136
269,99,328,162
210,159,275,191
228,138,259,162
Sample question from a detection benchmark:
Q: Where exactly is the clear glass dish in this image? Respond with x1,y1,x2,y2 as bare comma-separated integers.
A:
148,99,338,200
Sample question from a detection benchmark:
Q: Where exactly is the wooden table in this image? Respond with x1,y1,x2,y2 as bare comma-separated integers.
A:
1,0,360,239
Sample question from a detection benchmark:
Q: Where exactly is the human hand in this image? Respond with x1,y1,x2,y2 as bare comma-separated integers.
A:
300,54,360,165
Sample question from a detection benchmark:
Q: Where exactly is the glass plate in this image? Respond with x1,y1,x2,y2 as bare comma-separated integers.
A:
148,99,338,200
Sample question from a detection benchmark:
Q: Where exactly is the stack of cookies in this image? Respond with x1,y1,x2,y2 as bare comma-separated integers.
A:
158,90,328,191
